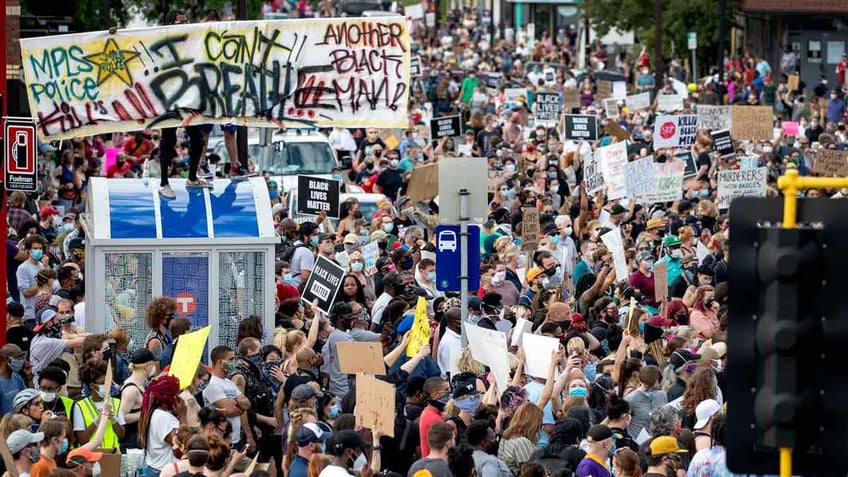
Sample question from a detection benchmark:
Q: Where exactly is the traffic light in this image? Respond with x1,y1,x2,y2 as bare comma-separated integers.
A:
725,197,848,475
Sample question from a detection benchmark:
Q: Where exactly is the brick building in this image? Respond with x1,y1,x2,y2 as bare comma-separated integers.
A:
741,0,848,88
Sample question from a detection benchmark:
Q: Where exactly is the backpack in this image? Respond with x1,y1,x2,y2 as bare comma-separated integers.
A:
277,241,306,262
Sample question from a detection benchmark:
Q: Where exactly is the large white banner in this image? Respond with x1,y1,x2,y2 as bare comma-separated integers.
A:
20,18,411,139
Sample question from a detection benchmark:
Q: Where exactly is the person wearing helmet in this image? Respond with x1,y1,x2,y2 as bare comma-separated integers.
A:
13,389,50,430
656,235,684,287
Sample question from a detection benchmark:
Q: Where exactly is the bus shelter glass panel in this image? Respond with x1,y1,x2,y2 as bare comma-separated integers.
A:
218,251,266,351
105,252,153,351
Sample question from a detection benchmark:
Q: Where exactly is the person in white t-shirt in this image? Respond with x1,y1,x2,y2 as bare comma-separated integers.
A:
203,346,252,447
139,375,182,476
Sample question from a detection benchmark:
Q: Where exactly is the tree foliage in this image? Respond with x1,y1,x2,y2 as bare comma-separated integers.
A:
126,0,264,25
580,0,740,71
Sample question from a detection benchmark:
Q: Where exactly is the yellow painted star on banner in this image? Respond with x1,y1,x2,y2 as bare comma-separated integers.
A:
83,38,141,87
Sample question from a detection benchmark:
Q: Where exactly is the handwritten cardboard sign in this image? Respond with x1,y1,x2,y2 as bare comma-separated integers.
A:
521,207,540,252
645,161,685,204
583,150,604,193
598,141,628,200
625,92,651,111
624,156,655,199
813,149,848,176
697,105,732,131
596,80,612,99
563,89,580,110
731,106,773,141
787,74,800,92
356,375,396,437
20,18,412,140
337,341,385,375
488,169,510,193
406,162,439,202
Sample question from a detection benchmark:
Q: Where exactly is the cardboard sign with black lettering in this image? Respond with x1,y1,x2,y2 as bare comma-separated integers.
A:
711,129,735,157
297,175,340,218
301,256,346,315
430,115,463,139
563,114,599,141
410,55,422,77
534,93,561,124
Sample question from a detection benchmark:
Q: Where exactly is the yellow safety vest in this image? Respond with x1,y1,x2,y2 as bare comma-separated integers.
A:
76,397,121,451
59,396,74,419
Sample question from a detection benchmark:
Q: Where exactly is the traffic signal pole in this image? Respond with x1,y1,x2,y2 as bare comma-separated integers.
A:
775,168,848,477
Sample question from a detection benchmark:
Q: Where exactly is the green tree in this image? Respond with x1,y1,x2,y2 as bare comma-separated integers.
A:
580,0,740,75
127,0,264,24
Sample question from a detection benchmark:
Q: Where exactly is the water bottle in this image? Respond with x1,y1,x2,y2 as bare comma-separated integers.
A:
142,159,150,186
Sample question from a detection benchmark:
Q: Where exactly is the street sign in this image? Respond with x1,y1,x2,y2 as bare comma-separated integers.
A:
438,156,488,224
4,118,37,192
687,31,697,50
435,225,480,292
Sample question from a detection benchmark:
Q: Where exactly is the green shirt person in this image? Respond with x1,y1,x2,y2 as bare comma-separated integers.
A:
460,73,480,104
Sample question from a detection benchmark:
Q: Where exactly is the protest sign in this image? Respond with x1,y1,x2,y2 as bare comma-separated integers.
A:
605,121,630,141
782,121,799,136
563,89,580,110
657,94,684,112
711,129,735,157
604,98,619,118
504,88,527,102
169,326,211,390
521,333,559,378
297,176,340,218
697,241,710,265
601,228,629,281
717,167,768,209
406,163,439,202
405,3,424,19
20,18,411,140
625,92,651,111
697,105,732,130
654,261,668,302
813,149,848,176
677,150,697,178
430,115,462,139
410,55,422,77
488,169,510,193
356,375,396,437
739,156,760,170
624,156,655,199
731,106,773,141
301,256,346,314
534,92,561,124
362,242,379,275
645,161,685,203
598,141,628,200
583,151,604,193
510,317,532,347
788,74,800,92
338,342,385,375
406,297,430,357
563,114,598,141
653,115,698,149
612,81,627,100
466,324,510,397
521,207,540,252
596,80,612,99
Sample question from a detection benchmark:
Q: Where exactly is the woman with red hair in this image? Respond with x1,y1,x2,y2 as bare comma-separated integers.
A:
138,375,183,477
666,300,690,326
689,286,719,340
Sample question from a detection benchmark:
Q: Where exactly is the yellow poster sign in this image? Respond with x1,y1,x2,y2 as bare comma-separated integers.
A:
168,326,211,390
406,297,430,357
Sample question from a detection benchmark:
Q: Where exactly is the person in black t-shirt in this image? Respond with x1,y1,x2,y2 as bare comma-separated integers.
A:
5,302,32,357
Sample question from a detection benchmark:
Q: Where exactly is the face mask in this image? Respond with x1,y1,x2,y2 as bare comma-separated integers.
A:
638,322,646,333
40,391,57,403
550,182,559,190
58,438,69,455
28,446,40,463
549,235,561,245
705,298,715,308
225,360,238,375
698,278,712,286
670,249,682,259
283,273,294,285
318,443,327,453
401,258,414,269
517,254,527,266
699,189,709,197
61,224,75,233
332,174,341,181
685,363,698,374
547,172,557,178
505,163,516,172
390,159,399,168
148,366,157,379
352,451,368,472
568,386,587,398
310,236,320,247
101,349,112,363
30,250,43,261
382,223,394,233
541,277,550,288
608,442,617,457
196,380,209,394
454,397,480,413
544,266,557,277
351,261,364,273
427,271,436,282
500,190,510,198
329,403,341,419
689,190,699,199
97,384,108,398
8,357,24,373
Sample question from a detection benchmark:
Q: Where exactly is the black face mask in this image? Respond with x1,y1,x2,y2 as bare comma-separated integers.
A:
544,267,557,277
353,211,363,219
377,241,388,251
44,323,63,339
102,349,113,363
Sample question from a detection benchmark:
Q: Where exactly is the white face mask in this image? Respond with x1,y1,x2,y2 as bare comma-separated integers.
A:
92,462,102,476
352,452,368,472
563,226,573,236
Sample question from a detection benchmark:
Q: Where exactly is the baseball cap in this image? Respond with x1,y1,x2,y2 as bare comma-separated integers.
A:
646,218,664,230
526,267,543,282
131,348,156,365
333,429,372,453
343,233,359,244
586,424,613,442
648,435,688,455
670,350,701,370
610,204,627,215
6,430,43,454
33,308,57,332
371,230,388,241
663,235,682,247
39,205,60,218
451,372,481,398
295,422,333,447
67,447,103,466
693,399,721,430
468,296,483,311
292,384,323,401
318,233,335,243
